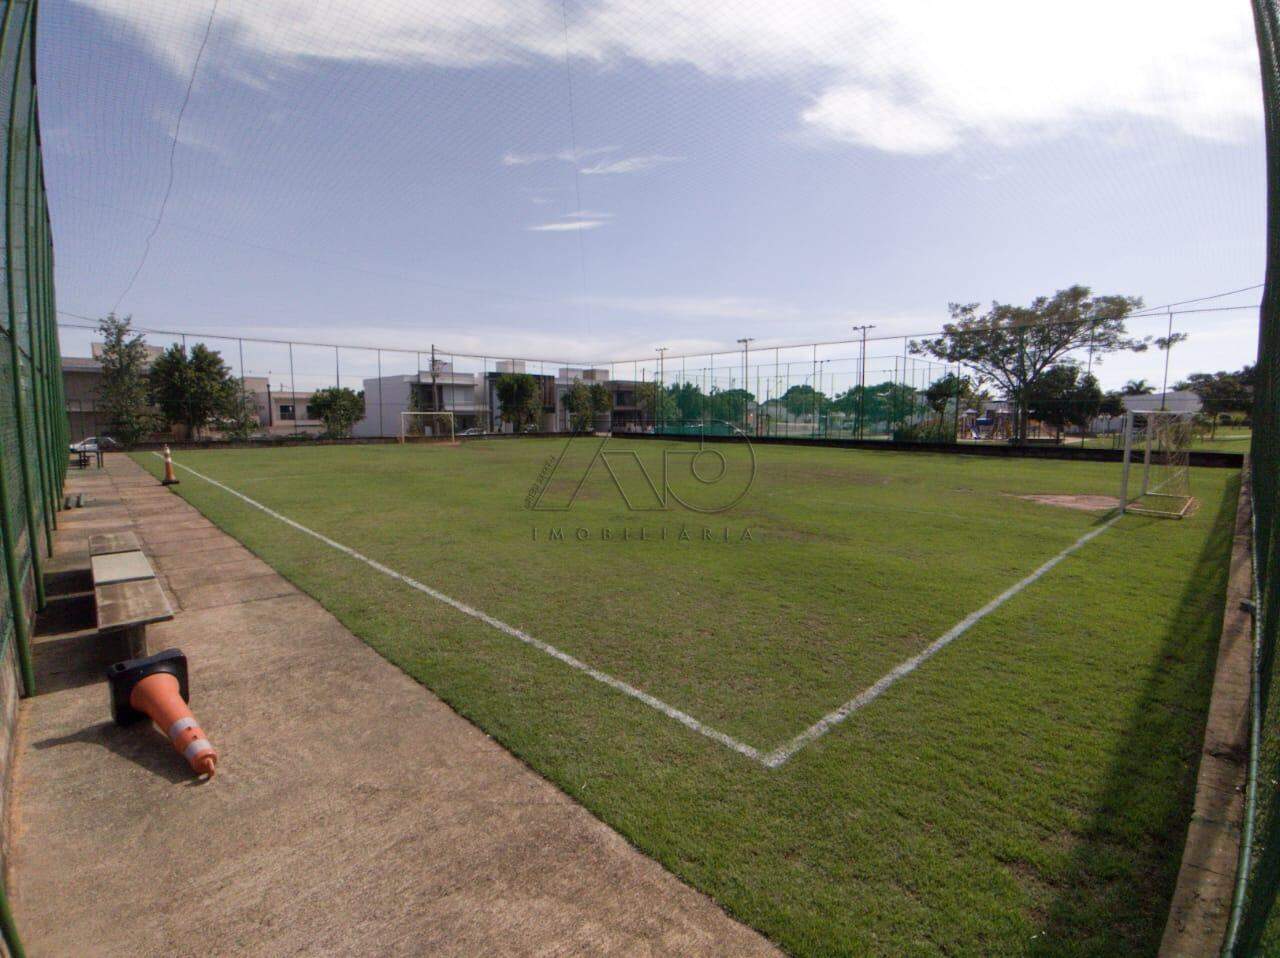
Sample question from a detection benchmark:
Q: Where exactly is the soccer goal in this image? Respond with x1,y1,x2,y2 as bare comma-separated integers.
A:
1119,410,1195,518
399,411,456,443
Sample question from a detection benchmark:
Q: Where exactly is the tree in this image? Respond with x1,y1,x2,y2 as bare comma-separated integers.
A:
634,381,678,423
1122,379,1155,396
924,373,973,415
564,381,614,432
587,382,612,423
912,285,1144,442
309,386,365,438
219,384,260,440
1024,366,1102,438
780,384,828,418
708,387,753,425
495,373,541,430
1175,365,1255,436
563,381,594,432
1099,391,1125,418
95,313,157,445
149,342,240,438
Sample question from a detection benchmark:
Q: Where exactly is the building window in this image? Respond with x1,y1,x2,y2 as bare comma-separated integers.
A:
304,404,317,420
279,404,295,421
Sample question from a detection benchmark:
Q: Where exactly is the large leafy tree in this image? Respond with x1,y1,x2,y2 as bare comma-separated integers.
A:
1023,365,1103,438
95,313,157,445
309,386,365,438
495,373,542,430
912,285,1144,442
149,342,240,438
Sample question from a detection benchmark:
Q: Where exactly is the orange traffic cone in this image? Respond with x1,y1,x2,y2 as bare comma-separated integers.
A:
161,445,179,485
108,649,217,777
131,672,217,776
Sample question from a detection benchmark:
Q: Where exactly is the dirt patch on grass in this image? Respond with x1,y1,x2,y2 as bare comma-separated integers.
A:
1015,494,1119,513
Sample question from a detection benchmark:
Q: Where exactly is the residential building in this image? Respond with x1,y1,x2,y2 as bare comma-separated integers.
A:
353,363,486,437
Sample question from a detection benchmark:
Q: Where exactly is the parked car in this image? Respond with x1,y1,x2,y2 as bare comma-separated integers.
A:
458,427,485,437
69,436,121,453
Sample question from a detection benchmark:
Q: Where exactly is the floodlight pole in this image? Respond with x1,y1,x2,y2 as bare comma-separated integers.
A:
737,338,753,433
655,346,668,430
853,325,875,439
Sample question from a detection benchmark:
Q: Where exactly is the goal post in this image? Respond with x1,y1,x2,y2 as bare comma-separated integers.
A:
1119,409,1195,518
399,411,456,443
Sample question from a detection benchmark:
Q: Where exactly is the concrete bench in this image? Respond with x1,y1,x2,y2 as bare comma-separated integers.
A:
90,533,172,659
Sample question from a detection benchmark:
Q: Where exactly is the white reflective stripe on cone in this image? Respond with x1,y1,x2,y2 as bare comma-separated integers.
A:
183,738,213,761
168,716,198,740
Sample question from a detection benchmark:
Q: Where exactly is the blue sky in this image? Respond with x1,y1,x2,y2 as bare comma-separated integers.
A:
40,0,1266,391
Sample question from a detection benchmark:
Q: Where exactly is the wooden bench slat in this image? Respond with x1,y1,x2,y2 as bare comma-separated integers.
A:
95,578,173,631
89,531,142,556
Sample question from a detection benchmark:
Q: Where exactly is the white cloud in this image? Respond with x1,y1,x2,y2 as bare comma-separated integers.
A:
502,145,616,166
77,0,1261,155
527,218,608,232
580,154,684,175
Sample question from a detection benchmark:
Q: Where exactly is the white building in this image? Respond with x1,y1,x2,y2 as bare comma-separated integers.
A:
352,363,487,437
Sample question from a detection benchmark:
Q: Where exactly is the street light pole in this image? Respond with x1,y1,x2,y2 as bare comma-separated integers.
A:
852,324,876,439
737,337,754,434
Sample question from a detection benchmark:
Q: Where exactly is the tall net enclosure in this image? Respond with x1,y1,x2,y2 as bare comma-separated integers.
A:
0,0,67,700
1231,1,1280,954
1119,411,1195,518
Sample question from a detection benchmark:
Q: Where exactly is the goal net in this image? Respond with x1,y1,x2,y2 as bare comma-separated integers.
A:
399,411,455,443
1119,410,1195,518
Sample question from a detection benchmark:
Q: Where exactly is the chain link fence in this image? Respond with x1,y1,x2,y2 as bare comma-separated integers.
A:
56,297,1250,453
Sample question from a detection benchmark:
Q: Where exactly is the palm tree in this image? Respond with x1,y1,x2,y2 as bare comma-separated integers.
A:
1122,378,1155,396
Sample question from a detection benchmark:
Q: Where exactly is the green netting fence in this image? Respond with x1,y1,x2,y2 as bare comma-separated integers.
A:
1228,3,1280,954
0,0,66,706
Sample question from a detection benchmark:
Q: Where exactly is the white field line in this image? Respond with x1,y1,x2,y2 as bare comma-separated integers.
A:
155,454,765,763
760,514,1122,768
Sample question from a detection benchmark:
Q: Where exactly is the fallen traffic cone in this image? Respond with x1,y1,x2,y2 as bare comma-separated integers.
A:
108,649,217,777
161,445,179,485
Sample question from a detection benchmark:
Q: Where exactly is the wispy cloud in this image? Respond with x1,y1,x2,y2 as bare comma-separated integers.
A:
503,145,616,167
527,218,608,232
580,154,683,175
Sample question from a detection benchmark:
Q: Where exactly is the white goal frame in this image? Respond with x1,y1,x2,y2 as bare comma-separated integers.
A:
1119,409,1194,519
399,411,455,443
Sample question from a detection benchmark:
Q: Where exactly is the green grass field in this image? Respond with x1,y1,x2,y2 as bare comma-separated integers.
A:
135,439,1237,956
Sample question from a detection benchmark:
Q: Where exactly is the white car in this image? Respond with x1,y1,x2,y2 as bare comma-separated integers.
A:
69,436,120,453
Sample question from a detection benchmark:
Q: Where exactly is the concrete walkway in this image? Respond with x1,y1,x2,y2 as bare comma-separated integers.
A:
10,455,777,957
